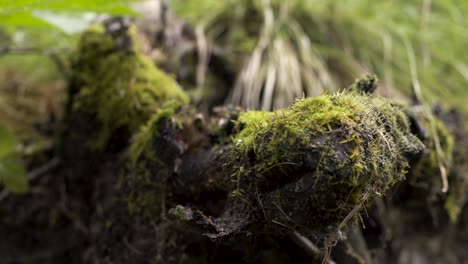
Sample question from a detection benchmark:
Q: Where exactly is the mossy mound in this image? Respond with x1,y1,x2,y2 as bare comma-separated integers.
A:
70,23,189,149
231,91,425,230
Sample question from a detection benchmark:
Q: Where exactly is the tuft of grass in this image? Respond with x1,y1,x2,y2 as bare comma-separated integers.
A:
172,0,468,114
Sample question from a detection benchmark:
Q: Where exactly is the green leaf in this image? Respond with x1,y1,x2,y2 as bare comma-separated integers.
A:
0,125,17,159
0,155,28,194
32,11,98,33
0,12,54,26
0,0,141,28
43,1,139,15
0,0,41,13
0,0,140,15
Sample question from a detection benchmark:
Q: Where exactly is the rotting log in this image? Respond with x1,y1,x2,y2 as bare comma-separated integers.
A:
1,18,463,264
58,19,434,263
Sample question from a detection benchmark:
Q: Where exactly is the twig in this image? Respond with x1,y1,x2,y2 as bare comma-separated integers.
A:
0,157,60,202
404,38,449,192
28,157,61,181
429,113,449,193
337,190,371,232
123,237,143,255
195,23,209,90
290,231,336,264
271,219,295,231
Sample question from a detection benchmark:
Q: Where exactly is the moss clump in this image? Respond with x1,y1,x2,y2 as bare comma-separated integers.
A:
71,23,189,149
409,110,454,185
406,108,456,220
125,106,184,217
126,100,199,218
349,74,378,94
231,91,425,230
129,101,182,163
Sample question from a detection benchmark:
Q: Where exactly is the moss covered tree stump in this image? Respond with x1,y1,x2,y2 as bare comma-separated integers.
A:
50,19,460,263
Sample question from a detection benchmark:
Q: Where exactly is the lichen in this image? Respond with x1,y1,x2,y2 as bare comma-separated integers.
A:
71,23,189,150
230,91,425,230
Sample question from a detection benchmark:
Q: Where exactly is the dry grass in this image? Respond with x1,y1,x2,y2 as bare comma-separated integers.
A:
172,0,468,113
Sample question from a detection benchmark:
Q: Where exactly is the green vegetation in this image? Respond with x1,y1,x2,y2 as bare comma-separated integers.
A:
126,101,184,217
408,108,457,220
173,0,468,113
0,125,28,193
68,22,191,217
71,24,188,149
231,89,425,229
0,1,467,263
0,0,146,145
410,110,454,186
0,0,140,27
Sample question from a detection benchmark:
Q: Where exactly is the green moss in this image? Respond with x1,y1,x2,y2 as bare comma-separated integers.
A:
349,74,378,94
231,91,425,229
410,111,454,182
407,108,456,220
234,110,275,153
127,187,160,216
67,22,191,219
125,110,180,217
71,23,189,149
129,101,182,164
125,103,195,218
445,193,460,223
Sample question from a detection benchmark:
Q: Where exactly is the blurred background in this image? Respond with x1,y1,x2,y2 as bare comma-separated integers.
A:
1,1,468,263
2,0,468,150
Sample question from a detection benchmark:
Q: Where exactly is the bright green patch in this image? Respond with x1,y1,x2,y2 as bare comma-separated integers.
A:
129,100,181,164
71,24,189,149
0,125,28,193
231,91,425,229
